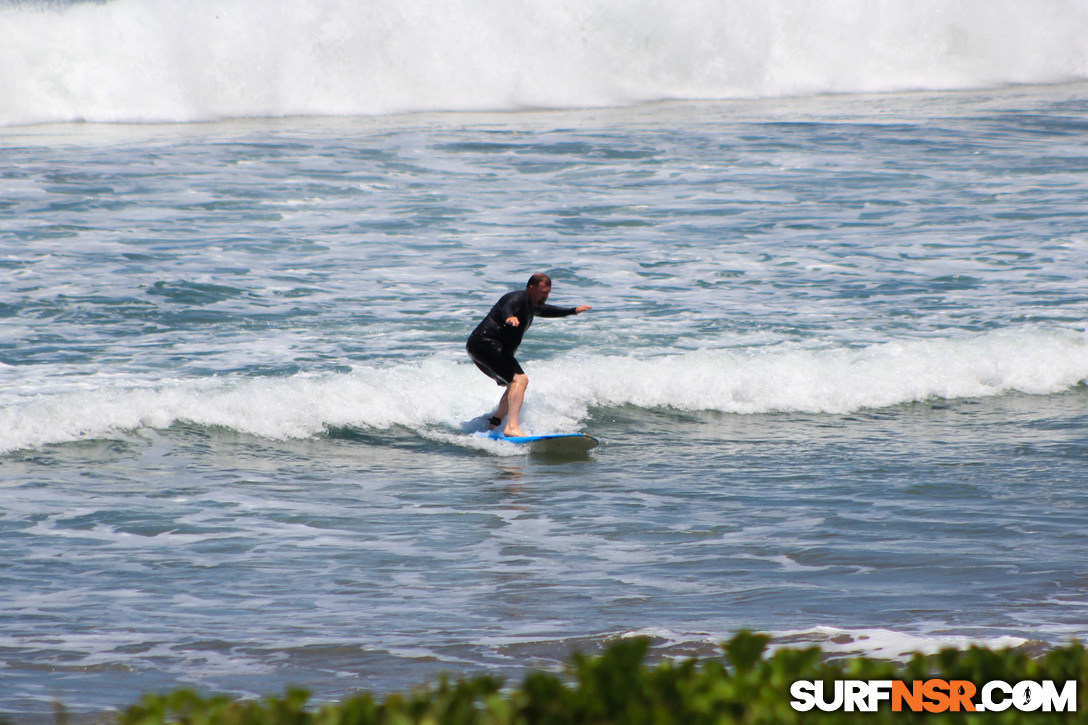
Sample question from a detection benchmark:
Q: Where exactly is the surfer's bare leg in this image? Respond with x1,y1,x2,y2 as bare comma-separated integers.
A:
491,389,510,429
502,373,528,437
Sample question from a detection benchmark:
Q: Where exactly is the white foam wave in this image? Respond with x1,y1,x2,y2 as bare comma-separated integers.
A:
0,359,490,454
1,329,1085,453
617,625,1032,660
542,328,1088,418
769,626,1030,660
2,0,1087,126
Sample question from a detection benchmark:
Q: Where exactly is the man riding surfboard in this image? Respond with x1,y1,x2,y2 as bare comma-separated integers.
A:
466,273,592,437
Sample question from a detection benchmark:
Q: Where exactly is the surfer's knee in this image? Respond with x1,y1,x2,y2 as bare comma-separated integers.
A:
511,373,528,388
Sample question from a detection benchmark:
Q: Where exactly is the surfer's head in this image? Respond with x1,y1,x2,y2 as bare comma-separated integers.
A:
527,272,551,288
527,273,552,305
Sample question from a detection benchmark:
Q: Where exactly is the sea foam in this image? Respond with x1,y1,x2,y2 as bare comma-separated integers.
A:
2,0,1087,126
2,329,1085,454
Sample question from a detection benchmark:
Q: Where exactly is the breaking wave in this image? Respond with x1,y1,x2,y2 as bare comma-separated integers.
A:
3,0,1088,126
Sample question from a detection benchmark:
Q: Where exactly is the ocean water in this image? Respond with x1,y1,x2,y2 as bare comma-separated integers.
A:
3,0,1088,718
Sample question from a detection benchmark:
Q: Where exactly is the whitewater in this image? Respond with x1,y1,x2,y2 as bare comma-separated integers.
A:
2,0,1088,125
3,331,1088,455
3,0,1088,718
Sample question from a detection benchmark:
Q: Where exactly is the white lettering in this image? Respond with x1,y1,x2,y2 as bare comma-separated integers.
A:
1041,680,1077,713
790,681,816,712
982,681,1012,712
868,680,893,711
815,680,844,712
1014,681,1043,712
844,681,869,712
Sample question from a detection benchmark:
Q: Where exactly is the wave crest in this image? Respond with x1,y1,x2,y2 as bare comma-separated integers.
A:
3,0,1087,126
2,329,1086,453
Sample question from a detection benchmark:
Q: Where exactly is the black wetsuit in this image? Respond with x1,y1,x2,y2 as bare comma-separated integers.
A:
466,289,577,385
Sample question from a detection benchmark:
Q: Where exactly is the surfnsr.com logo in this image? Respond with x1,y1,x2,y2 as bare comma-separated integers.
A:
790,679,1077,713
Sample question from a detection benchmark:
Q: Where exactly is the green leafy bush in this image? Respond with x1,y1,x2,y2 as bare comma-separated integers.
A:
114,632,1088,725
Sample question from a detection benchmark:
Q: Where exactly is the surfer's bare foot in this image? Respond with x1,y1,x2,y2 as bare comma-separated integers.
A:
504,426,526,437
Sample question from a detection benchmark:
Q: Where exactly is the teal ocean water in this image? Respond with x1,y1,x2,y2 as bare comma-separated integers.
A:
3,0,1088,717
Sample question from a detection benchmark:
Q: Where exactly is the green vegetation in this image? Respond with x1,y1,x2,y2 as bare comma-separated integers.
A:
103,632,1087,723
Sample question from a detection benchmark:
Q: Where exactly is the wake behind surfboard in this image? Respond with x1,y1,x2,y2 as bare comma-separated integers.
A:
473,431,599,455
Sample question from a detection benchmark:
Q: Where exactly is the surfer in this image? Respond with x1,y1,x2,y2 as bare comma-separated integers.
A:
467,273,592,437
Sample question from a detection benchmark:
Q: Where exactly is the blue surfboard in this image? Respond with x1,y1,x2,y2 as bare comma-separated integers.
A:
474,431,599,454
